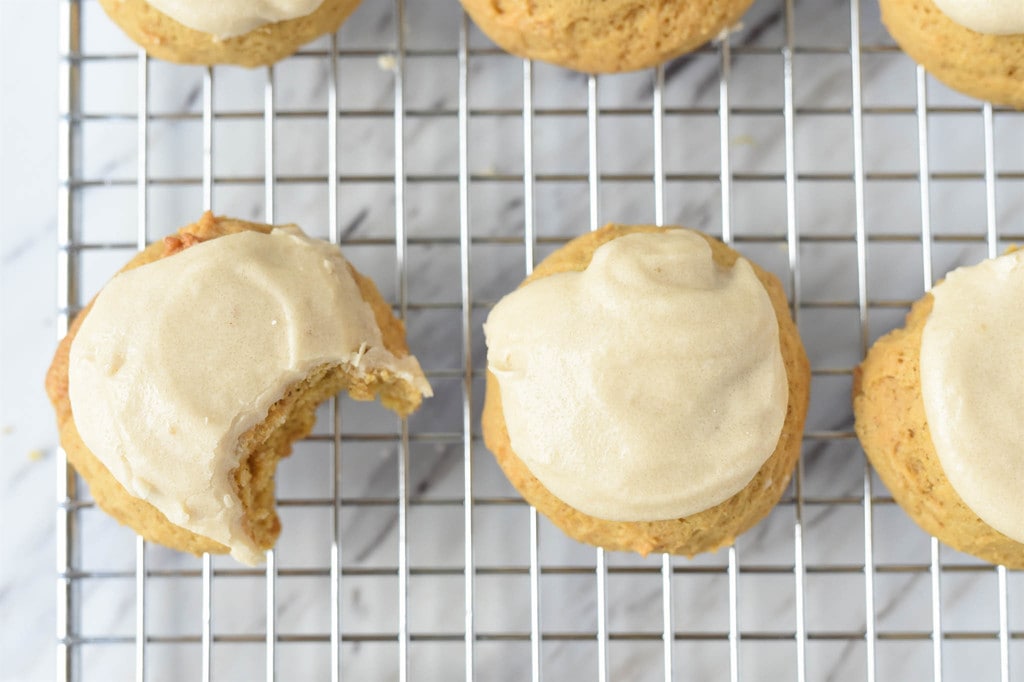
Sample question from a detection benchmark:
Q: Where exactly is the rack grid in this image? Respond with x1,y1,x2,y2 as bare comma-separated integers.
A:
57,0,1023,680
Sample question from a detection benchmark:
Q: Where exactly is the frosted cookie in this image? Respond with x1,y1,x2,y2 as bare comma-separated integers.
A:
460,0,755,73
98,0,363,67
45,213,431,564
482,224,810,556
880,0,1024,108
854,250,1024,568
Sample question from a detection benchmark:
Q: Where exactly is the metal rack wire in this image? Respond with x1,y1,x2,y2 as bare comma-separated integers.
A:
56,0,1023,680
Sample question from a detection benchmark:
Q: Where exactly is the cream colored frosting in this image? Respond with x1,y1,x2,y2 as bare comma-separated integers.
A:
920,250,1024,544
68,226,431,564
144,0,325,39
932,0,1024,35
484,230,789,522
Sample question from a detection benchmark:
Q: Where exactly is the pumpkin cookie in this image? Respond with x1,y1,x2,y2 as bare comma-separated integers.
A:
482,224,810,556
46,213,430,563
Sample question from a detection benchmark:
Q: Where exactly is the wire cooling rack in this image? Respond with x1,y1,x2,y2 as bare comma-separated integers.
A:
56,0,1024,680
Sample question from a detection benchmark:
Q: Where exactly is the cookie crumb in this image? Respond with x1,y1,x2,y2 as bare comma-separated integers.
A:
714,21,745,43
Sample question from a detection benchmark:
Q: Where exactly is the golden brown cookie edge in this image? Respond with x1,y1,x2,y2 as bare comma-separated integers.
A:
460,0,755,73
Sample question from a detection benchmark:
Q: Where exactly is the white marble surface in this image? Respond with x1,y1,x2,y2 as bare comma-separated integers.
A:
2,0,61,681
2,0,1024,681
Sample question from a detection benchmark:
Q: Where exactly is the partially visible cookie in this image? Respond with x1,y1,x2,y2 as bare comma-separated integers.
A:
460,0,755,73
880,0,1024,109
98,0,363,67
853,252,1024,569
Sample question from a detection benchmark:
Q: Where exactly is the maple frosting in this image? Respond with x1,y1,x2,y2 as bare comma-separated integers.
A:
144,0,325,39
484,230,789,522
920,250,1024,544
932,0,1024,35
68,226,431,564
